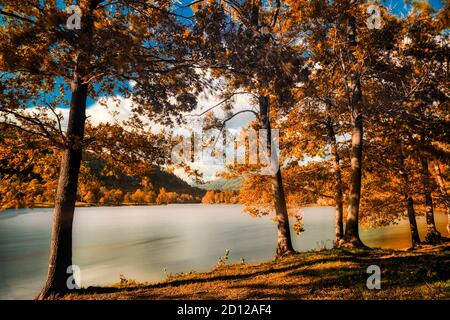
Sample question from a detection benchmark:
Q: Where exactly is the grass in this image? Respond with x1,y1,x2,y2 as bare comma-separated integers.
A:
64,243,450,300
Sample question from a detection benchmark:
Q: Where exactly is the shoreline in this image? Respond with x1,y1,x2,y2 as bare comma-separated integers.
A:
2,202,333,212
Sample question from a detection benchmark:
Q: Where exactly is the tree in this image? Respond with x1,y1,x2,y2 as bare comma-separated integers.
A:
353,1,448,245
284,0,388,247
156,187,169,205
83,190,97,204
387,2,449,242
201,190,215,204
99,188,123,205
0,126,59,210
1,0,200,298
432,163,450,236
193,0,304,257
280,51,349,245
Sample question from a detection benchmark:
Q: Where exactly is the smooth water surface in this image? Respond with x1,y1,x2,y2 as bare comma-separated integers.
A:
0,204,447,299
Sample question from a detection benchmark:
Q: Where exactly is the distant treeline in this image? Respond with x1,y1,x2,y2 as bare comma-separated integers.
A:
81,187,201,206
0,132,205,210
201,190,240,204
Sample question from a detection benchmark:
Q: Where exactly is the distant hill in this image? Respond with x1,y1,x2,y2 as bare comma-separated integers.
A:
146,168,206,196
195,177,242,191
84,155,205,197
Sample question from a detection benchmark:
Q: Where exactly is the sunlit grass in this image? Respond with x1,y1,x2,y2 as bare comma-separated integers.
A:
63,243,450,300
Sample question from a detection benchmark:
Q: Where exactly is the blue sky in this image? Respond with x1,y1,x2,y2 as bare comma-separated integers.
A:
383,0,444,15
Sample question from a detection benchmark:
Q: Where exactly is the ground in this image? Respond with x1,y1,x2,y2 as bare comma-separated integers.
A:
65,243,450,300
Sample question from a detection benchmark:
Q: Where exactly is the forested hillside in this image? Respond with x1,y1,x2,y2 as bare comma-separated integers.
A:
0,127,205,210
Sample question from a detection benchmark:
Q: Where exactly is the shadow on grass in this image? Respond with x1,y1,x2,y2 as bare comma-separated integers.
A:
75,246,449,299
239,252,449,298
75,253,350,296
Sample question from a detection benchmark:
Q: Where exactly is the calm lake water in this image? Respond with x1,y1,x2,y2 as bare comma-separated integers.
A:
0,204,447,299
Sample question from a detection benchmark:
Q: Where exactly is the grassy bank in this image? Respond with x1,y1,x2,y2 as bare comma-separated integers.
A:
65,243,449,300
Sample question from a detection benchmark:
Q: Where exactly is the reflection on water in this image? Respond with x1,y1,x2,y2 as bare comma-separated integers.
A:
0,204,447,299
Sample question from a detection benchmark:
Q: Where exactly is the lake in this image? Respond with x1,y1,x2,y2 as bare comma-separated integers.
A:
0,204,447,299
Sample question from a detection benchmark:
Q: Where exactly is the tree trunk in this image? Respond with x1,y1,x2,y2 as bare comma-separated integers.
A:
272,169,295,257
37,2,97,299
342,12,365,248
406,195,421,246
420,156,441,243
398,155,421,247
432,163,450,236
37,79,88,299
259,96,295,258
343,112,365,247
325,118,344,245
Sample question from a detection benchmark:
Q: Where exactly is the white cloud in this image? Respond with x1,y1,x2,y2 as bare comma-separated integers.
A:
171,91,258,183
50,88,257,183
86,96,133,125
42,96,133,131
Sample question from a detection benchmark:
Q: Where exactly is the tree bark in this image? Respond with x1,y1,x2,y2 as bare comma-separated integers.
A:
406,195,421,246
343,112,365,247
342,12,365,248
325,118,344,245
432,163,450,236
259,96,295,258
398,154,421,247
37,79,88,299
420,156,441,243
